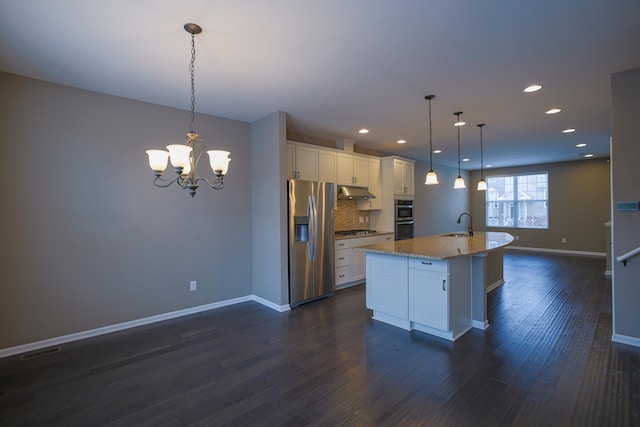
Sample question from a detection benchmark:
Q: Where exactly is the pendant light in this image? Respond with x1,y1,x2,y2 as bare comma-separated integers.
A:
453,112,466,189
145,23,231,197
477,123,487,191
424,95,439,185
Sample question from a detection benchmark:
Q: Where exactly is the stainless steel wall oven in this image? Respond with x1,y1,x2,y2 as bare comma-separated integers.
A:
394,200,414,240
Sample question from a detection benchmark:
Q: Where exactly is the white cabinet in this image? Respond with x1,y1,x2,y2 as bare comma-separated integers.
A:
365,253,409,323
287,143,318,180
317,148,336,184
393,158,414,196
335,235,390,289
337,153,369,186
357,158,382,210
409,259,449,331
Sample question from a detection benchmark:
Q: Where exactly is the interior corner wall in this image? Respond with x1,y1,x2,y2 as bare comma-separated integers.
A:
0,72,253,350
413,160,470,237
250,111,288,306
468,159,611,253
610,67,640,343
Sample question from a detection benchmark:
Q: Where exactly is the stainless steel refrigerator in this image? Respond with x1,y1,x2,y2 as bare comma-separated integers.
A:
288,180,335,307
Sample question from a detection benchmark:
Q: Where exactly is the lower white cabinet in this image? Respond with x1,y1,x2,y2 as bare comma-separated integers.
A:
409,259,449,331
335,234,393,289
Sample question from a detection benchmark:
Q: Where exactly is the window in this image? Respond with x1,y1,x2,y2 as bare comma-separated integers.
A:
486,173,548,229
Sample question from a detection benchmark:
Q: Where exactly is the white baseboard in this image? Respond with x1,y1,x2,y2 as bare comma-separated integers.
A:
472,320,490,330
486,279,505,293
0,294,287,359
612,333,640,348
506,246,606,258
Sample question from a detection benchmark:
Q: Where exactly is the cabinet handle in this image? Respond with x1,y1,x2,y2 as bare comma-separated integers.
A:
442,279,446,291
339,274,345,278
421,261,432,265
338,257,345,260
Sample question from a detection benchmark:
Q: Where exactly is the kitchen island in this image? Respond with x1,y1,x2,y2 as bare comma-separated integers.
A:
360,231,513,341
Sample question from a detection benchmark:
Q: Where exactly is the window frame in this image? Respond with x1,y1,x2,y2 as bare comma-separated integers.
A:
485,172,549,230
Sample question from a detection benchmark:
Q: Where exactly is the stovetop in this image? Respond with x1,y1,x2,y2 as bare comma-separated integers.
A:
335,229,377,236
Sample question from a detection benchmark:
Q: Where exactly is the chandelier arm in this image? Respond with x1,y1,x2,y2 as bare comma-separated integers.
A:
194,176,224,190
153,176,180,188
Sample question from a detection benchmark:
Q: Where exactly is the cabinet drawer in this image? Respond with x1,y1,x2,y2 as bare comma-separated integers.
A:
409,258,448,273
336,266,350,286
336,248,351,267
335,239,351,250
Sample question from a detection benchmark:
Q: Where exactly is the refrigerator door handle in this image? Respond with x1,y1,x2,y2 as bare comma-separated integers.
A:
307,195,316,261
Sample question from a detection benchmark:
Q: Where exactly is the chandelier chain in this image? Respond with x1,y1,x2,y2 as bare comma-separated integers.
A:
189,32,196,133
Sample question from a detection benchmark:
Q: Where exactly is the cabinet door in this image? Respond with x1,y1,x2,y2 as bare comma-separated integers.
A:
318,149,336,184
286,144,296,179
368,158,381,209
353,156,369,187
350,246,366,282
337,153,354,185
404,161,414,195
295,145,318,181
409,269,449,331
366,253,408,319
393,159,405,194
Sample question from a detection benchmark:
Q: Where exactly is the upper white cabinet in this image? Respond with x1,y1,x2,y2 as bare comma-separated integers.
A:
317,148,336,184
287,142,318,180
357,158,382,210
393,158,415,196
337,153,369,186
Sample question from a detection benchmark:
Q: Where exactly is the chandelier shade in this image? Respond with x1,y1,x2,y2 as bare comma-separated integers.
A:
145,23,230,197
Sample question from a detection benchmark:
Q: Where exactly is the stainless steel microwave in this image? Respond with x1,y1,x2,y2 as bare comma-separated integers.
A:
395,200,414,221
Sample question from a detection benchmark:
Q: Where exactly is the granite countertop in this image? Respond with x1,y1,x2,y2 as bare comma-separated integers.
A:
358,231,514,260
335,231,394,240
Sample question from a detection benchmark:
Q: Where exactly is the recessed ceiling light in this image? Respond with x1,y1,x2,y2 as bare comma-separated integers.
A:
584,153,594,158
576,143,587,148
454,121,466,127
486,164,493,168
545,108,562,114
397,139,406,144
562,128,576,133
462,158,470,162
433,149,442,154
358,128,369,134
524,84,543,93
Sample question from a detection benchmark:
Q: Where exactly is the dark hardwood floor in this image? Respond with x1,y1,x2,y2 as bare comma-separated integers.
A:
1,252,639,426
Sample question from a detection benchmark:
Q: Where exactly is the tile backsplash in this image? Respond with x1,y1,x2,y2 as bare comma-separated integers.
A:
335,200,370,231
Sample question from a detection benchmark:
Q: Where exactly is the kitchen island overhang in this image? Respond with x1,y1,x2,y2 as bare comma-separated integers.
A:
359,232,514,341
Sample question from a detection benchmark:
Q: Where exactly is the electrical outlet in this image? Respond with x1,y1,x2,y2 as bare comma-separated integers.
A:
514,235,520,241
383,265,390,276
190,280,197,291
359,216,364,223
561,237,567,243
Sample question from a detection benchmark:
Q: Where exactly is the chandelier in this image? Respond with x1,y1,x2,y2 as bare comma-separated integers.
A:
146,23,231,197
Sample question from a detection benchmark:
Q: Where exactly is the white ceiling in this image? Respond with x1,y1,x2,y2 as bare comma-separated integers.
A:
1,0,639,169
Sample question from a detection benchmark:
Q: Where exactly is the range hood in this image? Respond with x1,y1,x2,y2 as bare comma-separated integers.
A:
337,186,376,200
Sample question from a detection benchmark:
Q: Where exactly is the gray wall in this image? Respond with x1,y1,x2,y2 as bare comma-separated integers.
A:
250,111,289,306
468,159,611,253
611,67,640,342
414,160,470,237
0,72,253,349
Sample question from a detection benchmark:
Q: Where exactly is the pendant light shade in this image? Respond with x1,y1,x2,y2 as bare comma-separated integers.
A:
424,95,439,185
453,111,466,189
477,123,487,191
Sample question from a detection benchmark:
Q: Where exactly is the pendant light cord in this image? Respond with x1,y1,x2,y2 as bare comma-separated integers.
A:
479,124,484,180
428,97,433,170
456,112,462,176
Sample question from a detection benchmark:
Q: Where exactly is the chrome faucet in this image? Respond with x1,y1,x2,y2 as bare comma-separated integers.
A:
457,212,474,236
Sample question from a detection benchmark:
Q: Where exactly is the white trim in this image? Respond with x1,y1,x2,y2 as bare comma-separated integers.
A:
486,279,505,293
506,246,606,257
472,320,490,330
612,333,640,348
0,294,286,359
251,295,291,312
